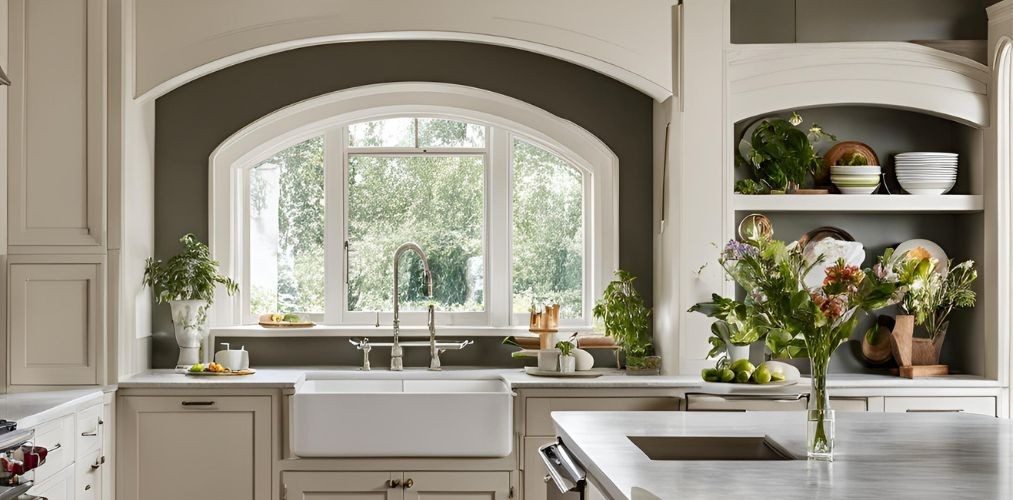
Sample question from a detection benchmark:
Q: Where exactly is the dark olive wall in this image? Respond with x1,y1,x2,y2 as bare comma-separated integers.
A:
153,41,653,368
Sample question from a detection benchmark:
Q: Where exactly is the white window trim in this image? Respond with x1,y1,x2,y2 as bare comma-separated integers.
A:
209,82,618,331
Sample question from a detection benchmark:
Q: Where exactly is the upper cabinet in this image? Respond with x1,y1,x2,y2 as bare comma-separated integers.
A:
8,0,106,249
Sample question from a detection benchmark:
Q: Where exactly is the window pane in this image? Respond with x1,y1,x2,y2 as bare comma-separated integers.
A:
248,136,325,316
348,118,415,147
347,155,485,312
417,118,485,148
512,140,584,319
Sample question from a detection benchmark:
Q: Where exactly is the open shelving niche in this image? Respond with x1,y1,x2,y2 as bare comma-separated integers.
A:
721,41,997,379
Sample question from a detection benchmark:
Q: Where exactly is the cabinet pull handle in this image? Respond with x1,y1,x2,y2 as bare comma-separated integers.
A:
49,443,62,451
181,401,215,407
84,484,91,491
91,456,105,469
404,478,414,489
81,431,98,437
387,479,401,488
906,409,964,413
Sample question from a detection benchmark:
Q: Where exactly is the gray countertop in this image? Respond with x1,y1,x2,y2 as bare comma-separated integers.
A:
552,411,1013,500
117,366,1001,391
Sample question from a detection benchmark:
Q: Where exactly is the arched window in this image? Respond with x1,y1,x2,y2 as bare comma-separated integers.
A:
210,83,617,331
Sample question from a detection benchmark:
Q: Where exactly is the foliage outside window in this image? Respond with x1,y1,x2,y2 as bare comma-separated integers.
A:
243,115,594,325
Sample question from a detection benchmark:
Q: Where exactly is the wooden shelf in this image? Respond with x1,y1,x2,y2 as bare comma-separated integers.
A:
733,194,983,213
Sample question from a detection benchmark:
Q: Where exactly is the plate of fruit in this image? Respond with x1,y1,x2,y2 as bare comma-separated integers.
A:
184,362,256,376
700,360,800,393
258,313,314,328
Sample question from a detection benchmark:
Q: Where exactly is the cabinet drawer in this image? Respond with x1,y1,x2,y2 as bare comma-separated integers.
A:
685,393,808,411
27,462,75,500
34,414,76,483
884,397,996,416
77,404,104,458
76,449,103,500
526,397,679,436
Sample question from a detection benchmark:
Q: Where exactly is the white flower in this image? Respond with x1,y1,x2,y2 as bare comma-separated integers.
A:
789,112,803,126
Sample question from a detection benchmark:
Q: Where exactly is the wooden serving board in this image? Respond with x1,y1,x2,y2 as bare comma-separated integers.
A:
185,369,257,377
899,365,949,379
259,321,315,328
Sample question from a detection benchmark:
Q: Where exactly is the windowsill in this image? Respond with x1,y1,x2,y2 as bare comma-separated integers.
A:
210,324,594,339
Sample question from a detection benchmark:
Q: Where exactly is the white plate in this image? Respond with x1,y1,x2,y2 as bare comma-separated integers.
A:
899,181,956,187
701,380,800,393
896,152,958,157
903,187,952,195
894,238,949,273
838,186,879,194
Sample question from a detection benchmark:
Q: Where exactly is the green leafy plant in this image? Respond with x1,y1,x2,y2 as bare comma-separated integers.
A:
143,234,239,307
737,112,836,192
734,179,769,195
592,270,653,368
555,339,575,357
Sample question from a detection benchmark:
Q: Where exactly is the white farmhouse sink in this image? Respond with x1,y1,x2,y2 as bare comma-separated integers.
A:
291,372,513,457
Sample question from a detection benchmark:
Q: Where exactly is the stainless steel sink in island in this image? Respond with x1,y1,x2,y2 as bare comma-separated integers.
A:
550,411,1013,500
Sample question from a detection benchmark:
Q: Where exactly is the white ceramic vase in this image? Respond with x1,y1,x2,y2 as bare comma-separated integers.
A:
169,299,208,369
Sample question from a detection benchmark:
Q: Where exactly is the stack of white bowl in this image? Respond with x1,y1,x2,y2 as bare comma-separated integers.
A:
831,165,881,194
895,153,958,195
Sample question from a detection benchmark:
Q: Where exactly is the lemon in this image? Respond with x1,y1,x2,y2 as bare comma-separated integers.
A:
754,366,772,384
730,359,755,373
735,370,752,383
719,368,735,383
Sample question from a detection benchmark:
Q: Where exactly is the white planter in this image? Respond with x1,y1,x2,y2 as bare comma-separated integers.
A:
538,349,561,371
169,299,209,368
727,344,751,362
559,355,576,373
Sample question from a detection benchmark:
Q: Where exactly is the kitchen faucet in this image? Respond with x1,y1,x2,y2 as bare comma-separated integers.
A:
391,242,434,371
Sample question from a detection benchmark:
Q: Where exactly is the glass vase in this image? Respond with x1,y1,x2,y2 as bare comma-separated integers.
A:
806,357,834,461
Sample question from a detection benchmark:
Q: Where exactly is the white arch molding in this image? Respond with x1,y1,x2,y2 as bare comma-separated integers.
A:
992,37,1013,394
209,82,620,328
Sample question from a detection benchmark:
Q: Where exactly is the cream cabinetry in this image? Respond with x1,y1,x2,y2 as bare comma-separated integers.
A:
7,0,106,249
117,395,272,500
884,396,997,416
24,398,109,500
7,258,104,386
282,471,510,500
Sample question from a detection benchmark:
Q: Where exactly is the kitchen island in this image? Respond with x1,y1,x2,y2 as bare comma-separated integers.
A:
552,411,1013,499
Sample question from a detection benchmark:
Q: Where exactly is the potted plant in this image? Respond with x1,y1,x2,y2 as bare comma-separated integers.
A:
144,234,239,369
556,339,576,373
736,112,835,194
882,248,977,365
592,270,658,375
692,229,905,460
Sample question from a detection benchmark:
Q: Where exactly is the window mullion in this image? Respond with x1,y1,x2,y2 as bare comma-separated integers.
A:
323,127,344,324
488,128,512,327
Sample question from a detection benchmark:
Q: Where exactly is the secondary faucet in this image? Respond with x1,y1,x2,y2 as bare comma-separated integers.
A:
391,242,434,371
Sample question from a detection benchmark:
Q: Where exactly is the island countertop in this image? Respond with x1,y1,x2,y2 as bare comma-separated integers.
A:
552,411,1013,500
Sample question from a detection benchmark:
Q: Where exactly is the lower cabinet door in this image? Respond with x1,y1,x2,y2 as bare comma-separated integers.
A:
77,449,103,500
27,463,76,500
283,472,400,500
402,471,511,500
117,396,272,500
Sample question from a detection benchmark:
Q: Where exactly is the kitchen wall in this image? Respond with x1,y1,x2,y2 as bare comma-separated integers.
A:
152,41,654,368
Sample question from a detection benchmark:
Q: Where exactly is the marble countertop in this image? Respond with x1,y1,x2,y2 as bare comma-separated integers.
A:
553,411,1013,500
117,367,1002,391
0,389,106,429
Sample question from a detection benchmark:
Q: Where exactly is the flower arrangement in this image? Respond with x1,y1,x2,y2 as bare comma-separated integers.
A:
690,223,905,459
736,112,836,194
877,247,977,342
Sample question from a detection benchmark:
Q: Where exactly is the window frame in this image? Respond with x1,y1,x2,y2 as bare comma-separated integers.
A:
209,83,618,333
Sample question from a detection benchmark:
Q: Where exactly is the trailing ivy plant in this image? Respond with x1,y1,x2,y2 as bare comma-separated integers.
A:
736,112,836,192
143,234,239,309
592,270,653,367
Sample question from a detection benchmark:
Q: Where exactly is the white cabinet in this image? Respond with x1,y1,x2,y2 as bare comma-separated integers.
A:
27,463,76,500
282,471,510,500
884,396,997,416
117,395,272,500
8,260,103,385
7,0,106,248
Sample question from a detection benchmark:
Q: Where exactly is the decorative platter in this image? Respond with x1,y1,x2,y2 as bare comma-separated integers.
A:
259,321,315,328
184,368,257,377
524,367,604,378
701,379,800,394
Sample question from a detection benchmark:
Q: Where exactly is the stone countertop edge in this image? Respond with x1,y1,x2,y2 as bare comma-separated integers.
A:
116,367,1003,390
551,410,1013,500
0,388,108,429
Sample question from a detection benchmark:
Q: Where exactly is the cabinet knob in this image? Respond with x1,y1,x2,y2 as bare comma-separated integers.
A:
387,479,401,488
404,478,414,489
544,474,552,483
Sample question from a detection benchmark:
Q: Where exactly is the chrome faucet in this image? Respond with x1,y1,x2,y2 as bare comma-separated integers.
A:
391,242,434,371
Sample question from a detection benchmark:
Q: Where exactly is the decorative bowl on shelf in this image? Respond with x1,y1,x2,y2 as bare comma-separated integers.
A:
895,152,957,195
831,165,881,194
